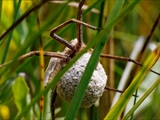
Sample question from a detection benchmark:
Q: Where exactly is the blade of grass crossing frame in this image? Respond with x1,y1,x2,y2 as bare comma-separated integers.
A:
65,0,125,119
82,0,141,55
89,1,106,119
123,77,160,120
1,0,22,64
104,45,160,119
97,0,105,32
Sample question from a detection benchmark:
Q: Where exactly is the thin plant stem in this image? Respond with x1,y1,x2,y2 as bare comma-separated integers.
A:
35,6,45,119
130,89,138,120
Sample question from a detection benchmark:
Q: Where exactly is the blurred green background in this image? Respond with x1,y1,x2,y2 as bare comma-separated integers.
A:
0,0,160,119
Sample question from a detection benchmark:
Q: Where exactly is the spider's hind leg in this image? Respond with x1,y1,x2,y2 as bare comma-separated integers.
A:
100,53,160,76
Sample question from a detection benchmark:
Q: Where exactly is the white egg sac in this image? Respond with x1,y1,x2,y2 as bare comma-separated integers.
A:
56,52,107,108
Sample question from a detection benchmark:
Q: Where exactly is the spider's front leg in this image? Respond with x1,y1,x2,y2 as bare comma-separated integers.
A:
49,19,102,52
0,51,70,68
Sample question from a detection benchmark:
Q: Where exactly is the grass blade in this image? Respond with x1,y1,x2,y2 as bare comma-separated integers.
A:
65,0,141,119
1,0,21,64
104,45,160,119
123,77,160,120
65,0,125,119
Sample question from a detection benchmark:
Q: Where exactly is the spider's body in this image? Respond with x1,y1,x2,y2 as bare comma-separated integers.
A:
44,39,107,108
44,39,85,86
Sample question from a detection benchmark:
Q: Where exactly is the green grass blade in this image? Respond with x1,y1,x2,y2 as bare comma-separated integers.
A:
130,89,138,120
65,0,141,119
123,77,160,120
1,0,22,64
65,0,125,119
97,0,105,32
12,76,29,113
104,46,160,119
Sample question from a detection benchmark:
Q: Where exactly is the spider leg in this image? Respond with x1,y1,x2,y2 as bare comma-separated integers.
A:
50,87,57,120
19,51,69,60
100,53,142,66
104,86,138,97
88,49,142,66
87,49,160,76
0,51,69,68
76,0,85,50
50,19,102,51
100,53,160,76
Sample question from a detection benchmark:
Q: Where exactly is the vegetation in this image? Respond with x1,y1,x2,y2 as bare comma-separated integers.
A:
0,0,160,119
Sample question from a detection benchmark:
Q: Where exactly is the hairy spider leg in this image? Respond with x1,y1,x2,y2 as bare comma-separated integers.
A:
50,19,102,52
76,0,85,51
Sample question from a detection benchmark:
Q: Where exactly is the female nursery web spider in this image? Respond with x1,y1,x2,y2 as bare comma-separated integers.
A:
1,0,160,120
